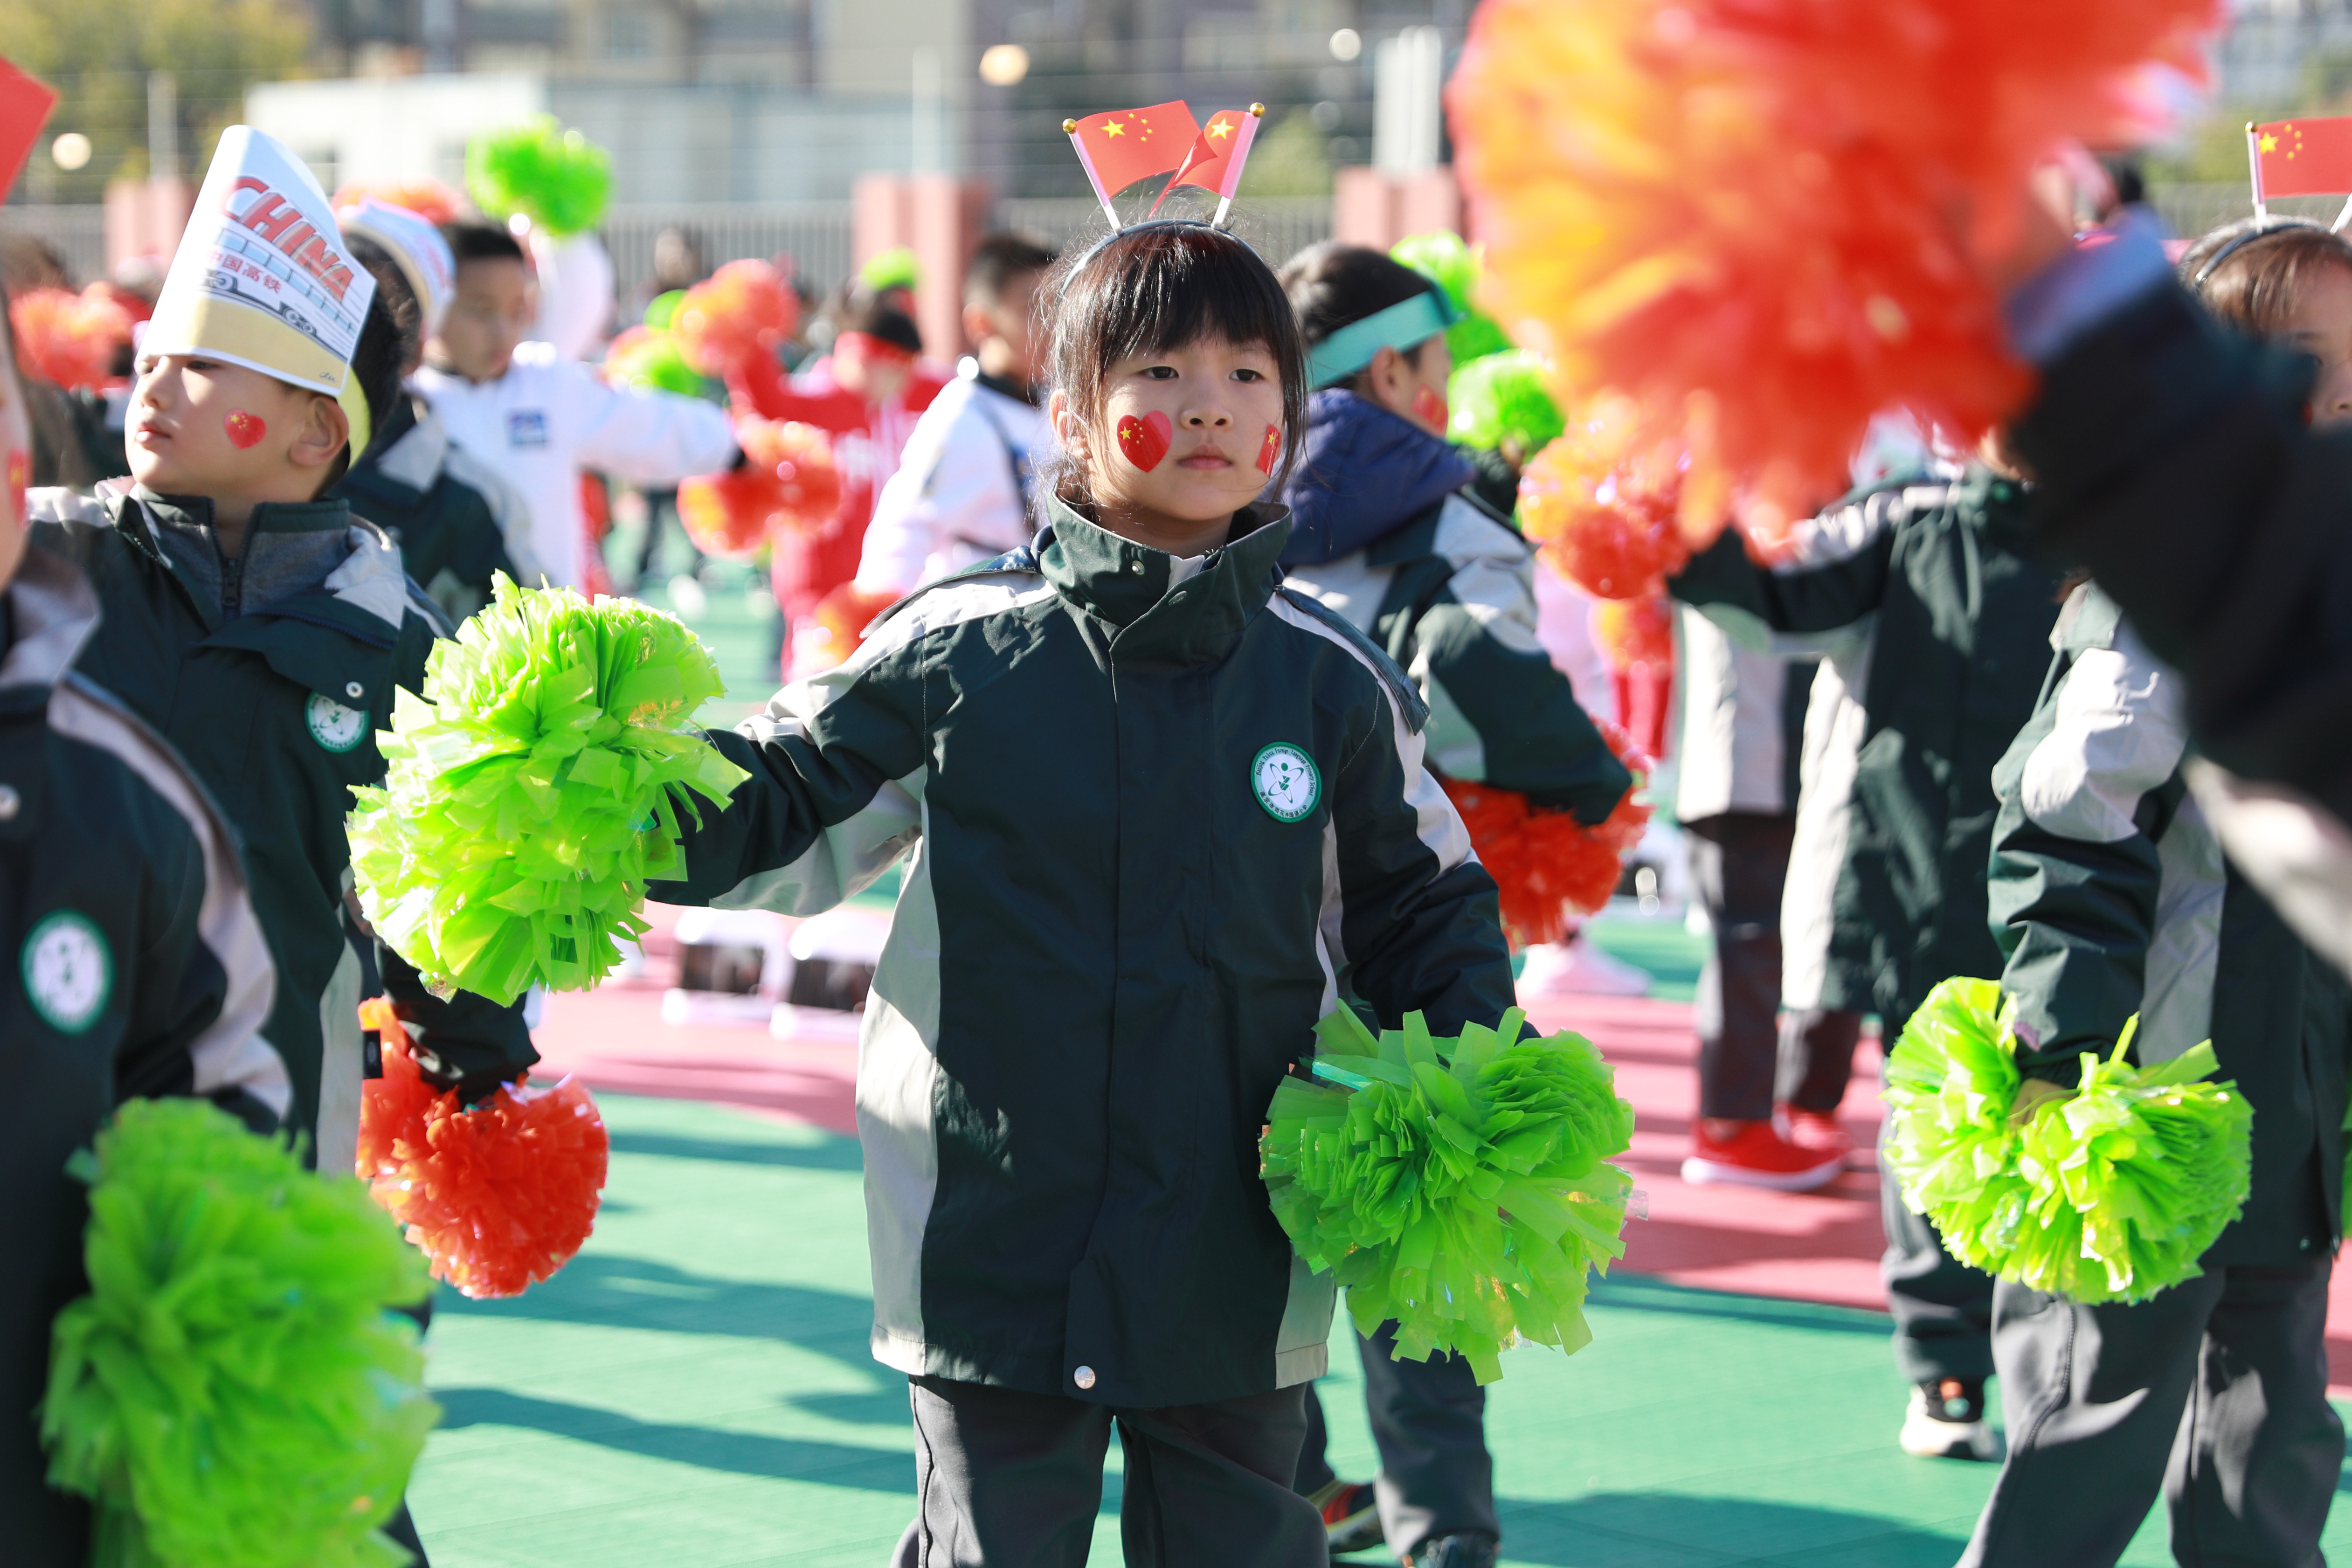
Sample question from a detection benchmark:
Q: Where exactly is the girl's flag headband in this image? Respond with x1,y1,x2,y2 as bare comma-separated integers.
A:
2245,115,2352,231
1062,102,1266,231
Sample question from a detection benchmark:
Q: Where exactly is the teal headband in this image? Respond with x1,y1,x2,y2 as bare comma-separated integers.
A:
1305,289,1457,389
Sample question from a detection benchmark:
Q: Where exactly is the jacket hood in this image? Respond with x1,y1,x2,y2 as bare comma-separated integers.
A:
1277,389,1474,568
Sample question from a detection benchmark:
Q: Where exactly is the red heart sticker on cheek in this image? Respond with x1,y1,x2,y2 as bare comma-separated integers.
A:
1116,409,1172,472
1411,385,1449,433
224,411,267,449
1256,423,1282,476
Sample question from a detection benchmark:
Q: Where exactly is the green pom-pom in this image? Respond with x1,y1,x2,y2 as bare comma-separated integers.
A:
858,246,920,295
643,289,687,332
1390,231,1515,365
604,331,707,397
1882,977,2033,1270
466,116,612,236
1446,350,1563,456
1261,1008,1635,1384
41,1098,436,1568
349,573,751,1005
1886,980,2255,1304
2006,1036,2252,1304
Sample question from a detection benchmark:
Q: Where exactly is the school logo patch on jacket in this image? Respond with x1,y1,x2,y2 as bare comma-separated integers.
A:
306,692,369,753
1252,743,1320,823
23,909,111,1034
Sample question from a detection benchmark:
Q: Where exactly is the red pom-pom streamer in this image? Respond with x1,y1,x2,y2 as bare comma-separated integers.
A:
674,260,799,379
1451,0,2218,537
1593,596,1673,676
1517,400,1691,599
801,582,901,673
330,176,464,227
356,1034,609,1300
10,287,133,391
1443,722,1653,949
677,418,842,557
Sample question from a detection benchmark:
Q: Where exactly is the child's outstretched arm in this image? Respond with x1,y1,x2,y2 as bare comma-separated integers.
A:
1670,486,1902,636
650,622,932,912
562,358,740,488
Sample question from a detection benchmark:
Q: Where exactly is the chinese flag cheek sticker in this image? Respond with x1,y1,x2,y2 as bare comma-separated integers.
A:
1256,424,1281,476
1116,409,1172,472
224,411,267,449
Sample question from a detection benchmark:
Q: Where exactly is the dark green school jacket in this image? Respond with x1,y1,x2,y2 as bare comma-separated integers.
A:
653,495,1518,1409
1989,583,2346,1263
1671,467,2063,1033
3,543,290,1566
26,485,535,1165
332,391,541,622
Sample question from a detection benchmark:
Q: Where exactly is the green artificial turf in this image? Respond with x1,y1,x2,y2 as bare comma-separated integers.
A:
409,1093,2347,1567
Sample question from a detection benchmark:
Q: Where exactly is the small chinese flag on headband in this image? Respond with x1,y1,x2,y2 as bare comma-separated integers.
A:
1065,102,1202,203
1170,106,1265,201
0,57,60,198
2252,117,2352,200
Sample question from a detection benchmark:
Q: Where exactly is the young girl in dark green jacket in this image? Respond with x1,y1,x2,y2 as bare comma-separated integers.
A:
654,221,1519,1566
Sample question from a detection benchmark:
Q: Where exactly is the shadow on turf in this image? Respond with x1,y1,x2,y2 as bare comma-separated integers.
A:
1480,1493,1970,1567
1592,1272,1893,1338
606,1127,864,1172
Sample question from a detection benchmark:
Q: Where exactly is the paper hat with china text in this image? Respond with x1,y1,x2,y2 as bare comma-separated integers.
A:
146,126,377,398
337,195,457,335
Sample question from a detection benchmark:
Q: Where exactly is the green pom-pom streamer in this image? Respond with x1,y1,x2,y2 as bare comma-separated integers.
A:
466,116,612,236
858,246,920,295
1885,978,2254,1304
604,331,707,397
1447,350,1563,457
41,1098,436,1568
1390,230,1515,366
349,573,751,1005
1261,1007,1635,1384
643,289,687,332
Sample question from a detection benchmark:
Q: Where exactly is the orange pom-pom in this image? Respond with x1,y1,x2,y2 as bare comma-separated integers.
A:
1593,596,1673,676
10,287,133,391
677,418,842,557
1517,401,1693,599
331,176,464,227
674,260,799,378
1443,721,1653,949
357,1037,608,1300
1451,0,2217,531
802,582,901,673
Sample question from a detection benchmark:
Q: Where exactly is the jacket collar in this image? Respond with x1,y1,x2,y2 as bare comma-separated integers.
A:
0,544,101,691
122,486,410,632
1039,493,1292,664
1277,388,1475,568
349,392,437,496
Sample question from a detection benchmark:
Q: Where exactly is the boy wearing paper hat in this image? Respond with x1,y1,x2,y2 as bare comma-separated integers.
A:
332,195,544,621
24,127,536,1194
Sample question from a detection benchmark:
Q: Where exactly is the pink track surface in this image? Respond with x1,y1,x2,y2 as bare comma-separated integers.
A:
534,909,2352,1389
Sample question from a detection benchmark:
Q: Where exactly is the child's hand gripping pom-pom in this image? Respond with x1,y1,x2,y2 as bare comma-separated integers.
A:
40,1098,437,1568
677,418,843,557
465,116,613,235
348,573,751,1005
673,259,800,379
1885,980,2255,1302
1262,1008,1637,1383
1449,0,2219,537
1447,350,1565,461
357,1030,610,1299
2005,1020,2253,1304
1517,399,1694,599
1439,720,1652,949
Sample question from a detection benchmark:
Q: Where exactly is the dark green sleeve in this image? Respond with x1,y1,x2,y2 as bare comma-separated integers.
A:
1416,601,1630,823
1670,495,1900,634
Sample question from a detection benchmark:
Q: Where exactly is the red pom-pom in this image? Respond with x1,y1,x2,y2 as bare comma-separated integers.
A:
1517,401,1692,599
331,176,464,227
802,582,901,673
1452,0,2217,534
1593,596,1673,676
357,1037,609,1300
677,418,842,556
10,287,133,391
1443,721,1653,949
674,260,799,379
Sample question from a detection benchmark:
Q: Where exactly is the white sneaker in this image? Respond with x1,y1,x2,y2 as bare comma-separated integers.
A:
1900,1380,1996,1460
1517,933,1653,999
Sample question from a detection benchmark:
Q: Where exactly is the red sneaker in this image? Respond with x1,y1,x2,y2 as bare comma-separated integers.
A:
1681,1118,1844,1191
1778,1104,1855,1164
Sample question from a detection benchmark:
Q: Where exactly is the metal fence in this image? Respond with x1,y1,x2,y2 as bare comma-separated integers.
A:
2145,183,2341,242
601,200,856,307
0,205,108,288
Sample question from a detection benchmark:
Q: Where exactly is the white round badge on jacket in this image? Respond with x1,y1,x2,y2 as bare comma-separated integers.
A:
24,910,112,1034
1252,743,1320,823
306,692,369,753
